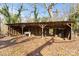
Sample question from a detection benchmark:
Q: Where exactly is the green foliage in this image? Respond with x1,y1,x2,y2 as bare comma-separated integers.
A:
34,4,39,22
69,4,79,31
0,4,11,24
0,4,23,24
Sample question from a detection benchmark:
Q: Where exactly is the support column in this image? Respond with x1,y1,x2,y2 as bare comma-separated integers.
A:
39,24,46,38
21,25,25,35
11,27,13,36
22,26,23,35
8,26,10,36
66,23,72,40
42,25,44,38
71,23,74,40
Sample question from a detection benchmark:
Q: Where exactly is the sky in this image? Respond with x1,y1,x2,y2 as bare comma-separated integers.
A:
0,3,72,20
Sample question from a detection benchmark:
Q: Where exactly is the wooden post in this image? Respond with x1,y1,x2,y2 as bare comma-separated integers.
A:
11,28,14,36
21,25,25,35
11,27,13,36
41,25,44,38
9,26,11,36
71,23,74,40
22,26,24,35
8,26,10,36
39,24,46,38
66,23,72,40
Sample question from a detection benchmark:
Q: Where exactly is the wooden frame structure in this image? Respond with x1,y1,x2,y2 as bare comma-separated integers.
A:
6,21,74,39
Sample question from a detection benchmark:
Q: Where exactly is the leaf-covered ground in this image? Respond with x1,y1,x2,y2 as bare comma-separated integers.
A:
0,35,79,56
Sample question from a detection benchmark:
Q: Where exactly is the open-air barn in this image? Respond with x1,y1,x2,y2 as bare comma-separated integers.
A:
6,21,74,40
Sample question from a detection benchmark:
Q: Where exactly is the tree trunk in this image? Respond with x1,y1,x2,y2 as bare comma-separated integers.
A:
48,8,54,19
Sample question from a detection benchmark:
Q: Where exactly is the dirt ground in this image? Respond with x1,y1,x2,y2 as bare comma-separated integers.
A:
0,35,79,56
